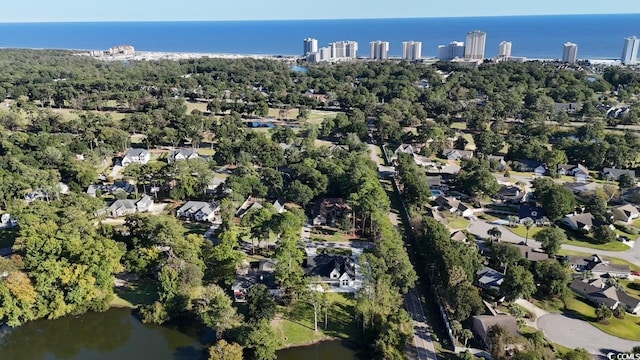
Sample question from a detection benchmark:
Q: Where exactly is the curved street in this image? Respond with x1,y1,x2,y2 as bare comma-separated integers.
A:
467,220,640,267
538,313,640,355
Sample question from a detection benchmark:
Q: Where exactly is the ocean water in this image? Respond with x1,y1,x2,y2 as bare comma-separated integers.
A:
0,14,638,59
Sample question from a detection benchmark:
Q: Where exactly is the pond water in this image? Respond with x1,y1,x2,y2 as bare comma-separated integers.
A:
290,65,308,73
0,308,357,360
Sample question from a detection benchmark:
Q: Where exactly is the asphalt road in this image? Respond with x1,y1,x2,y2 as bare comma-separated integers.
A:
404,288,438,360
538,313,640,356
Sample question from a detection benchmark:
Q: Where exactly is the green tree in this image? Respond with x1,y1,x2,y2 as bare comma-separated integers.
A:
593,225,617,244
194,284,242,335
502,265,536,300
596,304,613,322
209,340,244,360
562,348,591,360
243,320,278,360
247,284,276,324
534,226,567,256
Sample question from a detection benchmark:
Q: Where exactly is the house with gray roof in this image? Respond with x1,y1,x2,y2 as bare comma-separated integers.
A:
121,148,150,167
557,164,589,182
305,254,359,292
177,201,220,222
471,315,519,350
476,267,504,291
602,168,635,181
104,195,154,218
168,148,199,163
441,148,474,161
561,212,606,232
566,254,631,278
611,204,640,223
570,278,640,314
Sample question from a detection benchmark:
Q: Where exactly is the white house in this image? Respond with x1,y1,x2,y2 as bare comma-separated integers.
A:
558,164,589,182
168,148,199,163
435,195,476,218
121,149,150,167
177,201,220,222
306,254,359,292
561,213,605,232
103,195,154,218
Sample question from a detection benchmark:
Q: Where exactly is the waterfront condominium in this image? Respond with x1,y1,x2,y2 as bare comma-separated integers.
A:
329,41,358,59
498,41,512,58
303,38,318,56
563,42,578,63
437,41,465,60
621,36,640,65
402,41,422,61
370,41,390,60
464,30,486,60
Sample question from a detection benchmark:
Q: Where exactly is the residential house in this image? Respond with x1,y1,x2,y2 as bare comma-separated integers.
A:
305,254,359,292
476,267,504,291
272,199,286,214
566,254,631,278
487,155,508,171
177,201,220,222
412,153,438,168
0,213,18,229
393,144,417,159
441,148,474,161
611,204,640,223
554,102,583,113
564,182,599,195
561,213,606,232
312,198,351,226
435,195,475,218
533,165,547,177
514,244,549,262
206,177,227,195
496,185,525,204
121,148,150,167
168,148,199,163
104,195,154,218
451,230,468,243
232,258,279,302
569,278,640,314
471,315,520,350
602,168,636,182
518,205,545,223
515,160,543,172
557,164,589,182
236,197,264,218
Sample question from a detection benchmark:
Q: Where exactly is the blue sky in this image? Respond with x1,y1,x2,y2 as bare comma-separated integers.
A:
2,0,640,22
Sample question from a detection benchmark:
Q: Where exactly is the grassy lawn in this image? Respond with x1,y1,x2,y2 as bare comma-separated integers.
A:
182,222,210,236
565,297,640,341
557,249,640,273
310,227,353,242
620,279,640,298
506,225,543,239
0,229,18,248
273,293,359,349
563,238,630,252
444,214,470,230
112,278,159,308
185,100,209,114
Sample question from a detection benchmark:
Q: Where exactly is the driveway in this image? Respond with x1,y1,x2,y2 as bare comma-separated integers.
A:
467,220,542,247
562,241,640,267
538,313,640,356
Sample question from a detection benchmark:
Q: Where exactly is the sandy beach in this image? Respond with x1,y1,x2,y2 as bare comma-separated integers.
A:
78,50,300,62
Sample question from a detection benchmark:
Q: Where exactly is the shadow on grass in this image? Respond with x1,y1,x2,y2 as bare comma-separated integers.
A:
114,278,159,307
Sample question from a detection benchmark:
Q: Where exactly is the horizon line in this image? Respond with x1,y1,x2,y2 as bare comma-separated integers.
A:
1,12,639,24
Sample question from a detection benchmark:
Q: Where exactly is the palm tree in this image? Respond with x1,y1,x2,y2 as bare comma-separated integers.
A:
522,217,535,245
488,227,502,242
460,329,473,347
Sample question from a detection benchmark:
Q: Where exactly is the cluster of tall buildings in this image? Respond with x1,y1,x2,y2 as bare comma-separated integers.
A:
304,34,640,65
437,30,487,62
304,38,358,62
304,38,423,62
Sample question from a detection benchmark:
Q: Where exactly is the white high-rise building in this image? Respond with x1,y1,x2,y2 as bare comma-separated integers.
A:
402,41,422,61
303,38,318,56
464,30,487,60
621,36,640,65
498,41,512,58
437,41,465,60
370,41,389,60
329,41,358,59
563,42,578,63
